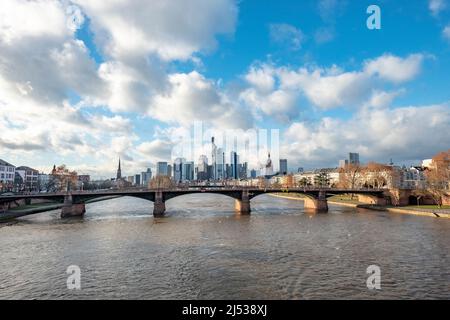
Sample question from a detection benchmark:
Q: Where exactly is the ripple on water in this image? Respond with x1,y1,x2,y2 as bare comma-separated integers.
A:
0,194,449,299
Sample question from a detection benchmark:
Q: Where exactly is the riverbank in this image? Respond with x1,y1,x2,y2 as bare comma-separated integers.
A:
0,196,121,222
269,193,450,219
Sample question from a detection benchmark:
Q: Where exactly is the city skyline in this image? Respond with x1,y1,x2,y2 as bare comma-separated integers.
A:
1,0,450,179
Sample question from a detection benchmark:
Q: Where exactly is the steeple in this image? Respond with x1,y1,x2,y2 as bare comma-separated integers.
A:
116,158,122,180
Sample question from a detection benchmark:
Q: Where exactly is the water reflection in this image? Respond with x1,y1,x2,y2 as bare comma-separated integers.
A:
0,194,449,299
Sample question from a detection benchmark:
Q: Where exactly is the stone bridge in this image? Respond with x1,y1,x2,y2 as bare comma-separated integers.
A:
0,188,387,218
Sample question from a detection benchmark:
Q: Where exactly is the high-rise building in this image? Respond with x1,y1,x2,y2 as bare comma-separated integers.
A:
167,164,172,178
156,162,168,176
279,159,288,175
197,155,208,181
173,158,185,183
141,168,152,186
239,162,248,179
250,169,257,179
134,174,141,186
184,161,194,181
211,137,217,180
349,153,360,165
230,151,239,179
216,148,224,180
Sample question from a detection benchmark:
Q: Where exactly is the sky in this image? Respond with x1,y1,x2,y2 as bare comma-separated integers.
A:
0,0,450,179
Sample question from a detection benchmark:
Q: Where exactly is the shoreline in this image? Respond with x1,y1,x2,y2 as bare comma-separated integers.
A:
268,194,450,219
0,195,121,223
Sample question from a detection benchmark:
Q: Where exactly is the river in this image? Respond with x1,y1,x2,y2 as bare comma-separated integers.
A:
0,194,449,299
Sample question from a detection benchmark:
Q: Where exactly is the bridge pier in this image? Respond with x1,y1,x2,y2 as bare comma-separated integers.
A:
235,199,251,215
153,191,166,217
61,194,85,218
357,194,387,206
235,190,251,215
303,191,328,212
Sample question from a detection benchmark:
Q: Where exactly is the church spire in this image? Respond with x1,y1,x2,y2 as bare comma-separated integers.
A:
116,157,122,180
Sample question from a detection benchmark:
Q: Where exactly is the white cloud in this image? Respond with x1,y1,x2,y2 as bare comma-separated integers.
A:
0,0,77,43
443,25,450,40
136,140,174,162
150,71,253,129
72,0,238,61
283,103,450,168
429,0,447,15
314,27,335,44
269,23,304,50
241,53,426,112
364,54,424,83
363,90,405,109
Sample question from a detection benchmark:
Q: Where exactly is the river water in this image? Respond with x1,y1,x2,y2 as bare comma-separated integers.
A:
0,194,449,299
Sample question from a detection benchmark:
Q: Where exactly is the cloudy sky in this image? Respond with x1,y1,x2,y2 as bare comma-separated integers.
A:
1,0,449,178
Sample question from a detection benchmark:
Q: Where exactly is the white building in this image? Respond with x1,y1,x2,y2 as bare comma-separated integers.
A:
400,166,427,189
293,168,340,187
0,159,16,191
15,166,39,191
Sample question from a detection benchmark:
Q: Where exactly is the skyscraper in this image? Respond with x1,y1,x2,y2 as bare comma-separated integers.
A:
216,148,224,180
349,153,360,165
156,162,168,176
174,158,185,183
230,151,239,179
279,159,288,175
197,155,208,181
211,137,217,180
141,168,152,186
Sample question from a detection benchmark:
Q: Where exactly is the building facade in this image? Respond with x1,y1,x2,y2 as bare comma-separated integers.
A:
15,166,40,191
0,159,16,191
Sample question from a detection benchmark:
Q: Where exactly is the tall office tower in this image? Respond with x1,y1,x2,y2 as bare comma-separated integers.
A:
211,137,217,180
184,161,194,181
174,158,185,183
156,162,168,176
279,159,288,175
225,164,232,179
216,148,224,180
197,155,208,181
230,151,239,179
207,165,213,180
134,174,141,186
141,168,152,186
250,169,257,179
239,162,248,179
167,164,172,178
349,153,360,165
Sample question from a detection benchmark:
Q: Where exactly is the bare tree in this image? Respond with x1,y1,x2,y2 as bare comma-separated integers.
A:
424,150,450,208
338,164,362,189
149,176,174,189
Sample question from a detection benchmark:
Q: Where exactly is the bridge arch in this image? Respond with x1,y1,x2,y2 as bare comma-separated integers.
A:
163,191,242,202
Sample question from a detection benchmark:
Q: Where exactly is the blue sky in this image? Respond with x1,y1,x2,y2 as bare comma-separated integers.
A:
0,0,449,178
